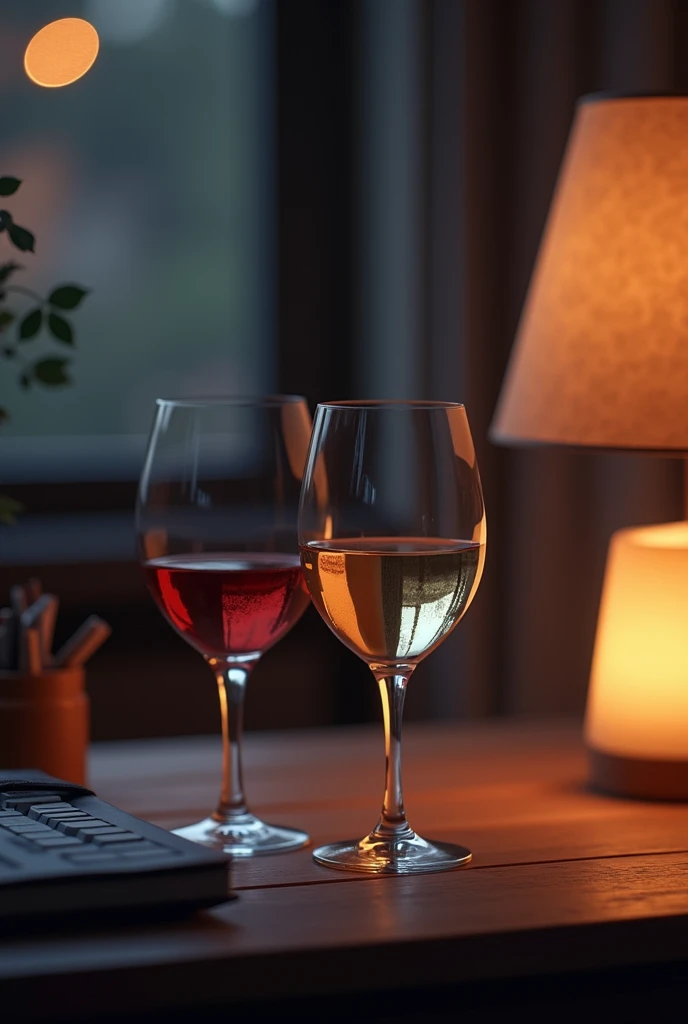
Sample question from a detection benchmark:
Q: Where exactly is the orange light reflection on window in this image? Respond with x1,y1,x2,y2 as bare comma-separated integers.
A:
24,18,99,88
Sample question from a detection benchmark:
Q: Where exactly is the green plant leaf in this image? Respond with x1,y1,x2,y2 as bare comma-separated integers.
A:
0,311,15,331
33,357,70,386
0,177,21,196
48,284,89,310
0,212,35,252
0,494,24,525
0,261,23,283
47,312,73,345
0,407,8,425
7,221,35,253
19,307,42,339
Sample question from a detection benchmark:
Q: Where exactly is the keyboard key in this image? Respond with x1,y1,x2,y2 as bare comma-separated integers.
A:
5,824,54,836
2,792,64,809
59,844,113,858
3,821,52,833
30,835,84,848
36,806,84,815
119,847,177,860
22,802,76,816
35,803,80,810
56,819,111,835
0,809,22,819
29,805,78,820
7,835,48,853
38,812,90,826
116,839,167,855
93,833,143,846
76,826,130,839
64,853,123,867
34,807,83,816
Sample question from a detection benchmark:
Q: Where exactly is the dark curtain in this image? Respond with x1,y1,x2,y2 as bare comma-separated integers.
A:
416,0,685,718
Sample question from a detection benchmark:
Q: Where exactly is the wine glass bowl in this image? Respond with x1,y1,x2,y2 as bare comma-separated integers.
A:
298,400,486,874
136,395,313,857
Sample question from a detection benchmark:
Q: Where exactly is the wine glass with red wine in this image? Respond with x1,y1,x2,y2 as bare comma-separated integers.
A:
298,400,486,874
136,396,312,856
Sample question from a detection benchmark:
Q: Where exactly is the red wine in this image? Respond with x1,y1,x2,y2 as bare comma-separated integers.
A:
144,553,310,658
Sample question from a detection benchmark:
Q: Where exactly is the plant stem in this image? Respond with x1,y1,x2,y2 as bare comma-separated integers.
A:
3,285,44,305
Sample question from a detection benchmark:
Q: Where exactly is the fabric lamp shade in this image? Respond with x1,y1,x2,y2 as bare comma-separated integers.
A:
490,94,688,453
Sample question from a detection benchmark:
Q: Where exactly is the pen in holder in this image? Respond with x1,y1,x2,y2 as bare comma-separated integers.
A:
0,578,111,785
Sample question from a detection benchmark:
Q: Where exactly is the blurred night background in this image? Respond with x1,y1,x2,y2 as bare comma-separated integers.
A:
0,0,685,740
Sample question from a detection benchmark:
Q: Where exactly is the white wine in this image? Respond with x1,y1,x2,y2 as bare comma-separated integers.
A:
300,537,485,664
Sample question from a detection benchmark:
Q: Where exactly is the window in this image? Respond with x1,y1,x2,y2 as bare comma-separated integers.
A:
0,0,274,484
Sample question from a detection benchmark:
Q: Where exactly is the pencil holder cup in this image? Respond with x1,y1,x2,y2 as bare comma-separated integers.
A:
0,667,89,785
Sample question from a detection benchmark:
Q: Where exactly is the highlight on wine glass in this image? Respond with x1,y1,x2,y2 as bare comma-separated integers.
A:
298,400,486,874
136,395,313,857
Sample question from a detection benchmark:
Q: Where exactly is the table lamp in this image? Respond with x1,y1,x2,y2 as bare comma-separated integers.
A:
490,93,688,800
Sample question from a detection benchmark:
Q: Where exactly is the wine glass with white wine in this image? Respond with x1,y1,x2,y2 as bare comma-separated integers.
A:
298,400,486,874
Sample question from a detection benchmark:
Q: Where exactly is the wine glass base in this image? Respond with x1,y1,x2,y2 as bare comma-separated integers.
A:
173,813,310,858
312,834,471,875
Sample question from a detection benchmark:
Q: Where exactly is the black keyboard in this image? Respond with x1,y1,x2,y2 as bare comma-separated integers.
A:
0,769,234,929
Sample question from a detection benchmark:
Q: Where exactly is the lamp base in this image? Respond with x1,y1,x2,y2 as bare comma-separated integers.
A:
587,745,688,801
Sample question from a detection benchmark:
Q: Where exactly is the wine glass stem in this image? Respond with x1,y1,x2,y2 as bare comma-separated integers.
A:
370,666,415,841
209,659,255,820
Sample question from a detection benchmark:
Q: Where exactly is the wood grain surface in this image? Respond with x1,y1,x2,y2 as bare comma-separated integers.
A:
3,717,688,1021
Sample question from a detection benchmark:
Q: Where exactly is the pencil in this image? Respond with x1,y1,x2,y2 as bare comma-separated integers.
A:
19,625,42,675
53,615,111,668
21,594,59,665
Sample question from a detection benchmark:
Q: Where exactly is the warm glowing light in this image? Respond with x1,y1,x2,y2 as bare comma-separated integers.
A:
24,18,100,88
585,522,688,761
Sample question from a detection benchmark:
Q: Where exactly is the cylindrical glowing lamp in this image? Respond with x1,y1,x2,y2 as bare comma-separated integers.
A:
490,93,688,799
586,523,688,798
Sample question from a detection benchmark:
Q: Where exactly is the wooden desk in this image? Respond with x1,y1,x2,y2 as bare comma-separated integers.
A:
3,718,688,1022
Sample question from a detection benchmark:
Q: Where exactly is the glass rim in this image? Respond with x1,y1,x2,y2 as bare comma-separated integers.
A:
316,399,466,411
155,394,307,409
